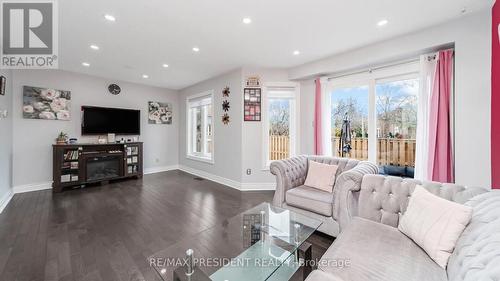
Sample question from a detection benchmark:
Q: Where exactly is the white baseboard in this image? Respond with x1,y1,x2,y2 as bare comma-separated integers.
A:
240,182,276,191
178,165,275,191
8,165,273,197
0,189,14,214
13,182,52,194
144,165,179,175
178,165,241,190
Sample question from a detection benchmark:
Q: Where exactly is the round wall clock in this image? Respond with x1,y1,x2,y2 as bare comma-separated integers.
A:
108,84,121,95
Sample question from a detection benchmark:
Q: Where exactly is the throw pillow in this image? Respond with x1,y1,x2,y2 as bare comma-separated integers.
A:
303,160,339,193
398,185,473,268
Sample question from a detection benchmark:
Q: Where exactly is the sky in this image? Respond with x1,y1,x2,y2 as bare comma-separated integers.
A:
331,78,419,116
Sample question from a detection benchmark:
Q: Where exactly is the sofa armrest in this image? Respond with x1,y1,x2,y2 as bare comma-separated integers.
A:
332,161,378,232
270,156,308,207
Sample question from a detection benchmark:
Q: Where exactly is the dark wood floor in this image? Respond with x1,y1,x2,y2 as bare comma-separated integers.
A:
0,170,333,281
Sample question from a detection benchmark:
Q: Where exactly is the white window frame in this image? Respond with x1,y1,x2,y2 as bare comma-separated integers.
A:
186,90,214,164
262,82,300,169
325,61,420,163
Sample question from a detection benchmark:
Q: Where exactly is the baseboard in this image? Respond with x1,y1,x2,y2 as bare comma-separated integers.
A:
178,165,241,190
178,165,275,191
240,182,276,191
13,182,52,194
0,189,14,214
9,166,273,195
144,165,179,175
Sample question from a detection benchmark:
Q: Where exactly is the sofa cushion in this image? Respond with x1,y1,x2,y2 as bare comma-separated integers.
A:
319,217,447,281
447,191,500,281
398,185,472,268
305,270,345,281
286,185,333,216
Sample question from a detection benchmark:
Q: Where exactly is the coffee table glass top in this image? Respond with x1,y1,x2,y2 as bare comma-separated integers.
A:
149,203,322,281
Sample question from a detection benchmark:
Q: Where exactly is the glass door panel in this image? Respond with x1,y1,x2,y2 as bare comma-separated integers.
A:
331,86,369,160
375,78,419,167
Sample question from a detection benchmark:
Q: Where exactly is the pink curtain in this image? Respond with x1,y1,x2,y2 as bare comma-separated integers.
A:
314,78,323,155
428,50,454,182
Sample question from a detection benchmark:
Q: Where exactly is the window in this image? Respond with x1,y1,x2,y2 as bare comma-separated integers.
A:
376,77,418,167
187,91,214,163
263,84,299,166
331,85,369,160
326,62,420,168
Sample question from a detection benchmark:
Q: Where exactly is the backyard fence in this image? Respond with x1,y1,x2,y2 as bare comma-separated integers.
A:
333,137,416,167
269,135,416,167
269,135,290,160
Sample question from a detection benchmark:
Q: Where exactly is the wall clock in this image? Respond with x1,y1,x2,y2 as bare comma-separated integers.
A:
108,84,121,95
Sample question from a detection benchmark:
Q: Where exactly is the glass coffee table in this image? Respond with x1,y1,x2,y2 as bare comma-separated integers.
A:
149,203,322,281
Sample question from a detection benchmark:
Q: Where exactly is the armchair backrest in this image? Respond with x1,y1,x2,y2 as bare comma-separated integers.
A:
358,175,487,228
272,155,361,188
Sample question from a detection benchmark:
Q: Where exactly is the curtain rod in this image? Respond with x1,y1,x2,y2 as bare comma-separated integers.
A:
326,57,421,81
325,53,440,81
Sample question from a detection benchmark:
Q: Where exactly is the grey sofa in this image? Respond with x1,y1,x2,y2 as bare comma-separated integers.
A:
270,156,378,236
306,175,497,281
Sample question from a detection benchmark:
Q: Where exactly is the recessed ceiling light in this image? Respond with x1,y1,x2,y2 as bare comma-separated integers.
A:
104,14,116,22
377,19,389,27
242,17,252,24
82,62,90,67
90,44,99,50
162,64,169,68
293,50,300,55
142,74,149,79
192,47,200,52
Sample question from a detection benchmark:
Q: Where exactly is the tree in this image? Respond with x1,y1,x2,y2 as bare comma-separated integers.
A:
331,97,367,138
269,100,290,136
376,82,418,139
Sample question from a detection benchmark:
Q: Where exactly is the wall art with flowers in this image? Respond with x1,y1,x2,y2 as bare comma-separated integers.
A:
148,101,172,124
22,86,71,121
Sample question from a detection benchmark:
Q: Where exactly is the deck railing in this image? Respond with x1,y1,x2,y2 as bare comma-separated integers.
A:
269,135,416,167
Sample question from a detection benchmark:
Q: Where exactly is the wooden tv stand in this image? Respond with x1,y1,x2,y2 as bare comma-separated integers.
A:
52,142,143,192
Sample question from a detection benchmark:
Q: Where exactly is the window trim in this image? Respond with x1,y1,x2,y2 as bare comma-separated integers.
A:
325,61,420,163
186,90,215,164
262,82,300,169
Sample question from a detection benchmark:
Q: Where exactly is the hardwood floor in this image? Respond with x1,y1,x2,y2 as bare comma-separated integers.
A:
0,170,334,281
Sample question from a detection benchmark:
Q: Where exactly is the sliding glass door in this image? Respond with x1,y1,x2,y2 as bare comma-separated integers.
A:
376,77,419,167
326,62,420,170
331,85,369,160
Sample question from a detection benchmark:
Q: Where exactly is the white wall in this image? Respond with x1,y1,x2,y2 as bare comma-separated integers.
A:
11,70,179,189
179,69,243,184
291,10,492,188
241,67,292,186
0,69,13,212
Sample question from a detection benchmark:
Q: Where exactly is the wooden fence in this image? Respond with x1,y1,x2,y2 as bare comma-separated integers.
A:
269,135,290,160
269,135,416,167
333,137,416,167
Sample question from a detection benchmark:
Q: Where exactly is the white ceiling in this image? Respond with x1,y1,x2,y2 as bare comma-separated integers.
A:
59,0,492,90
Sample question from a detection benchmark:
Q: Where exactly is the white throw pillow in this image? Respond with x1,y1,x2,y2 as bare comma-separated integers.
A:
303,160,339,193
398,185,473,269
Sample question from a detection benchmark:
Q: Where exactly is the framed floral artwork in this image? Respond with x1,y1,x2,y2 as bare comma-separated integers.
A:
22,86,71,120
148,101,172,124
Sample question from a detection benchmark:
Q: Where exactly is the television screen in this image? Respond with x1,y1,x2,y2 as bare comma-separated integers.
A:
81,106,140,135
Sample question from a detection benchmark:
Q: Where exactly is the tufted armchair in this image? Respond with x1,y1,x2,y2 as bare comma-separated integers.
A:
306,175,497,281
270,155,378,236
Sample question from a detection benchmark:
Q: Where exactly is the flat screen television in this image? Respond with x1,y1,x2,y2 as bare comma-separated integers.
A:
81,106,140,135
